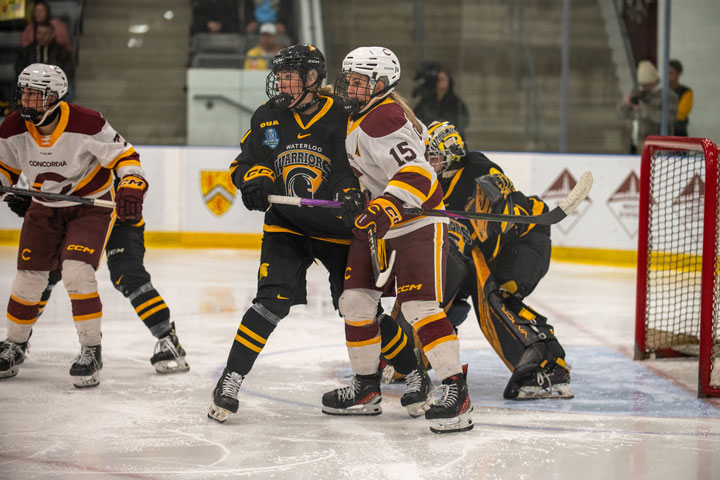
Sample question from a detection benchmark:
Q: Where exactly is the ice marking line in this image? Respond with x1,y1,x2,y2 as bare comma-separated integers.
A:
0,450,339,476
470,420,720,439
532,296,720,410
166,429,230,467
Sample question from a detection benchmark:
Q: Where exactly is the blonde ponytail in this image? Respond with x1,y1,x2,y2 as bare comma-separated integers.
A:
390,92,423,136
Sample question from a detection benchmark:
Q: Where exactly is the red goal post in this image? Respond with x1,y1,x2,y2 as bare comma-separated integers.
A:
635,135,719,398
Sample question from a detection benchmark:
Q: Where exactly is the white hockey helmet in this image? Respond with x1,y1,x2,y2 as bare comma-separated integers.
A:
341,46,401,88
335,46,401,114
16,63,68,124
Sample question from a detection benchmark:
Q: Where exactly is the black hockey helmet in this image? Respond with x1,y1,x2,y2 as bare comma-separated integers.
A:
265,43,326,110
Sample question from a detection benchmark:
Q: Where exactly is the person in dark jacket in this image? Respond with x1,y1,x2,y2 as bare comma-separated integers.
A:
413,69,469,137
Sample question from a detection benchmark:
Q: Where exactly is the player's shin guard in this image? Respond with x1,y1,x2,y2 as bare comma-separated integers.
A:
226,304,278,376
379,313,418,377
128,282,171,337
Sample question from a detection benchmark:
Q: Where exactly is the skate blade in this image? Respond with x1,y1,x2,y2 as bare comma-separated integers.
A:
153,357,190,374
0,365,20,379
516,383,574,400
406,401,431,418
321,404,382,416
429,408,474,434
208,404,233,423
72,372,100,388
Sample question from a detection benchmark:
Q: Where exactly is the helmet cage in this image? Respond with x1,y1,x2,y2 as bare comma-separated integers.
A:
335,47,401,114
15,63,68,124
426,121,466,175
265,44,326,109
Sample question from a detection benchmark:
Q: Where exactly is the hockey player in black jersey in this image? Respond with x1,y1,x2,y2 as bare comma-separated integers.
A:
208,44,428,423
400,121,573,400
4,182,189,375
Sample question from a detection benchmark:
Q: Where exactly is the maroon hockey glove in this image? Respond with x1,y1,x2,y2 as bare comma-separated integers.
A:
241,165,275,212
115,175,148,221
354,194,404,239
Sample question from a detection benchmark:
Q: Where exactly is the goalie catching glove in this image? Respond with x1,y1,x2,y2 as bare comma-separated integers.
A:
241,165,275,212
116,175,147,221
354,194,404,239
467,172,516,237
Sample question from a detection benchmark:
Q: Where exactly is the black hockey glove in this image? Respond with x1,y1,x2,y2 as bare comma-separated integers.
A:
241,165,275,212
338,188,364,229
6,194,31,217
475,172,516,235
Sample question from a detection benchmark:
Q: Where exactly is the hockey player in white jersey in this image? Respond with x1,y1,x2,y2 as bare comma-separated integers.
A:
0,64,148,387
322,47,473,433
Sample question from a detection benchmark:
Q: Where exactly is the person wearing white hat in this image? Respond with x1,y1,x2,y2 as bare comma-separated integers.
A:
617,60,678,153
243,23,281,70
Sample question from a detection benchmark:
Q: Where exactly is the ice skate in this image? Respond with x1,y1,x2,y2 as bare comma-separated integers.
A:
70,345,102,388
322,374,382,416
0,338,29,379
401,367,432,417
208,368,244,423
506,362,573,400
150,322,189,374
425,373,473,433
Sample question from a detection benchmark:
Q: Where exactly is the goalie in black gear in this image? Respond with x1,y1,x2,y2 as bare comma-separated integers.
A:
400,121,573,400
4,184,189,375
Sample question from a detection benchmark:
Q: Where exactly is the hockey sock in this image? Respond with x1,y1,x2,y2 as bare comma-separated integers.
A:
129,283,171,337
379,314,417,375
37,270,61,317
227,306,277,375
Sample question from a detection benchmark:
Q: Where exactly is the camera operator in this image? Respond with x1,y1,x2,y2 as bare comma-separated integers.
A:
412,61,469,136
617,60,678,154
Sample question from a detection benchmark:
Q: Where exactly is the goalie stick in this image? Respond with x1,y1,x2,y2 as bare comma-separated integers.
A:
0,185,116,209
266,170,593,226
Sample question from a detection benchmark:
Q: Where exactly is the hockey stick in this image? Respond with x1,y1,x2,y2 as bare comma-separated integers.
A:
367,225,396,288
0,185,116,209
267,171,593,226
267,194,395,287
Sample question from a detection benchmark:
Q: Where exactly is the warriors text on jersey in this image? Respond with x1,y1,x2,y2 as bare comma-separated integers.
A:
230,94,358,240
0,102,143,207
345,97,446,239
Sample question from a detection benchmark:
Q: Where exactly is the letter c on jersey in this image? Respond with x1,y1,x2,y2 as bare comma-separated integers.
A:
21,248,31,261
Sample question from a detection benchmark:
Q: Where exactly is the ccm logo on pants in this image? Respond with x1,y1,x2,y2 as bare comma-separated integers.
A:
67,245,95,254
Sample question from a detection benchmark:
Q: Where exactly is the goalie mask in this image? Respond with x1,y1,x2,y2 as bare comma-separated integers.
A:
15,63,68,126
426,121,466,177
335,46,401,116
265,43,326,112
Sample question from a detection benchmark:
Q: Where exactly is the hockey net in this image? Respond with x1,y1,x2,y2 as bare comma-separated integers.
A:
635,135,720,397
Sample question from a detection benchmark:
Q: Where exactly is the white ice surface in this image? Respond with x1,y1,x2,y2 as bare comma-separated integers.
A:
0,246,719,480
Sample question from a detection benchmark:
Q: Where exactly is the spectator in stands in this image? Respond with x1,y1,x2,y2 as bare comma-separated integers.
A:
16,23,75,100
191,0,241,35
669,59,693,137
243,23,281,70
242,0,291,36
21,1,72,54
617,60,678,154
413,67,469,137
